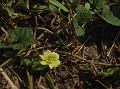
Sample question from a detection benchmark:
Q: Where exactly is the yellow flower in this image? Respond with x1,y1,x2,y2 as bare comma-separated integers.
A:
40,50,60,69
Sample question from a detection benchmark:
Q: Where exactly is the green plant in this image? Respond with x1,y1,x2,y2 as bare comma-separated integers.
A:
72,0,120,36
1,0,120,89
0,27,34,49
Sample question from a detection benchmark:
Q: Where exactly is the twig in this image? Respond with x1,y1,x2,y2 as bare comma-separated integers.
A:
26,0,29,9
107,30,120,56
1,27,9,40
56,50,120,67
0,68,18,89
37,27,54,35
37,76,47,89
37,27,68,48
0,58,13,68
96,80,110,89
8,67,27,88
39,85,47,89
44,72,55,89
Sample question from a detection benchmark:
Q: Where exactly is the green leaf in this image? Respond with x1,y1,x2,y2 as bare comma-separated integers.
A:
73,16,85,36
88,0,103,10
101,5,120,26
0,43,13,48
37,5,48,10
6,7,14,17
7,0,14,6
102,68,114,75
57,29,65,34
111,5,120,19
18,0,25,4
23,58,32,66
6,0,14,17
74,25,85,37
76,5,92,23
88,0,94,4
49,4,59,13
85,2,90,10
11,27,34,49
71,0,77,9
32,61,46,71
102,67,120,75
94,0,103,10
49,0,68,12
69,0,73,3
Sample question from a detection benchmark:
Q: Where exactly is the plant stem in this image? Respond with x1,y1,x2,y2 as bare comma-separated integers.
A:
26,68,33,89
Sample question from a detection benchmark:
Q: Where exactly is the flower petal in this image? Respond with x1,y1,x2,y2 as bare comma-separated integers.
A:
53,60,60,67
39,55,44,59
40,61,48,65
41,50,52,60
48,60,60,69
43,50,51,56
49,64,54,69
52,52,59,60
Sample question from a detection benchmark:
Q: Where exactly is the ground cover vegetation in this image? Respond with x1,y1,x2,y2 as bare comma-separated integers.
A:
0,0,120,89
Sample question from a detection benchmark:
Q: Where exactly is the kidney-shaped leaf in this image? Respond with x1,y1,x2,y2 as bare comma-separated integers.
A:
11,27,34,49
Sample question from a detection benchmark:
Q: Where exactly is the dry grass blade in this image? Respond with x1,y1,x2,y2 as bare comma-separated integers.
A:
0,68,18,89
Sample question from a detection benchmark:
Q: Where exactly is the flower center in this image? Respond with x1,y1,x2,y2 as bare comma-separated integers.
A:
49,57,52,60
46,57,54,63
